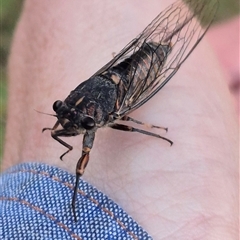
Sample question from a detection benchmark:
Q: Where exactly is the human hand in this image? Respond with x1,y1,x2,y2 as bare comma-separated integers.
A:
3,1,238,238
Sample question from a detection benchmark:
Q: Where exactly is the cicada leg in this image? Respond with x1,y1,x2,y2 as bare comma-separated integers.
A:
121,116,168,132
72,132,95,222
110,123,173,145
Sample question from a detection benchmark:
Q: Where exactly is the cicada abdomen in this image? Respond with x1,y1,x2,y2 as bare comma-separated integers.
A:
107,42,172,115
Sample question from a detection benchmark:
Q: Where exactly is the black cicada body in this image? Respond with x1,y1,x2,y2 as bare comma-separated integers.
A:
43,0,218,221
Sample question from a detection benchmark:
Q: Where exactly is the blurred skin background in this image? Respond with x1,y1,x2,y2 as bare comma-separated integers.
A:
0,0,239,160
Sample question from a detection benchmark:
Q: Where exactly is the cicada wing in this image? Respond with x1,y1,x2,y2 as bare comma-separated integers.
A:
92,0,218,117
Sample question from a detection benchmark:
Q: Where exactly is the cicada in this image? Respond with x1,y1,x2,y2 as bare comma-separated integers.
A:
43,0,218,221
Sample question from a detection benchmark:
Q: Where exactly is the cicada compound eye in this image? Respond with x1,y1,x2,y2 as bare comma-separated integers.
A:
81,116,95,130
53,100,63,112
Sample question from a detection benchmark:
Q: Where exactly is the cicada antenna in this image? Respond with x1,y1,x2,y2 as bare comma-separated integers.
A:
34,109,57,117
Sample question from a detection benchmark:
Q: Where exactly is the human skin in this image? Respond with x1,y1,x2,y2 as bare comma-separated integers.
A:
3,0,238,239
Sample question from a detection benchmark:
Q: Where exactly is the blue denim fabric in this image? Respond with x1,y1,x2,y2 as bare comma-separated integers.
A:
0,162,152,240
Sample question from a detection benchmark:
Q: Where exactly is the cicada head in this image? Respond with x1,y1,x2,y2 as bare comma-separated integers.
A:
53,100,96,134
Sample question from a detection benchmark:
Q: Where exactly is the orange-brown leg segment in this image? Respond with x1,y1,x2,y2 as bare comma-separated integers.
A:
72,132,95,222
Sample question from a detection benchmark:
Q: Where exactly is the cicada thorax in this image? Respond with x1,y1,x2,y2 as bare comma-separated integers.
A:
108,42,172,113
